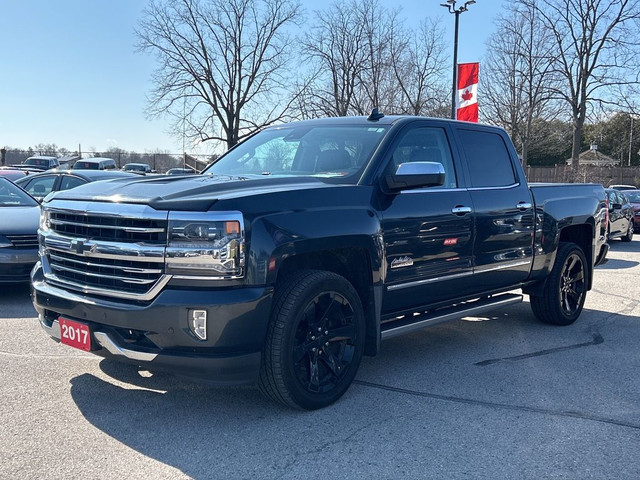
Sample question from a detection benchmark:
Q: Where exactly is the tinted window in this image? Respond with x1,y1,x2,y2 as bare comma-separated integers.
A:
458,129,516,187
74,161,100,170
390,127,457,188
60,176,87,190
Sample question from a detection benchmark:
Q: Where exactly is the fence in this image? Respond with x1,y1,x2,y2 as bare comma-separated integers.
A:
1,150,214,174
524,165,640,187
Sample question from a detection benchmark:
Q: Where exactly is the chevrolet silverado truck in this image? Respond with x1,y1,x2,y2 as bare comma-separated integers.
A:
32,113,609,410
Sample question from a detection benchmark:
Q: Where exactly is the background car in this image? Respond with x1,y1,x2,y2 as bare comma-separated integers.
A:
72,157,117,170
0,167,28,182
20,155,59,171
623,189,640,231
609,184,637,191
14,169,139,202
0,177,40,283
166,167,196,175
605,188,634,241
122,162,152,174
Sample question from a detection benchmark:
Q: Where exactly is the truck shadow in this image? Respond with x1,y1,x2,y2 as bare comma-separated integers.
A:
68,303,619,479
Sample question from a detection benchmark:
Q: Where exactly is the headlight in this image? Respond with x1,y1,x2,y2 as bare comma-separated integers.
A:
0,235,11,248
39,209,51,233
166,212,244,278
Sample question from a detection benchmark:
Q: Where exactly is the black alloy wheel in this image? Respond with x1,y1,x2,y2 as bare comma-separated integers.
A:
259,270,365,410
530,242,587,326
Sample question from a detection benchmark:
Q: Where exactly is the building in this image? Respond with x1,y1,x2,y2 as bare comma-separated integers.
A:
566,143,618,166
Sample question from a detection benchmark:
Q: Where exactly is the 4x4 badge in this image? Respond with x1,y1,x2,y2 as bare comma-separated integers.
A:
391,256,413,268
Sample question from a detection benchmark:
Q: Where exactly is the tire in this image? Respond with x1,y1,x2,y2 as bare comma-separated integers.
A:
621,222,634,242
258,270,365,410
529,242,588,326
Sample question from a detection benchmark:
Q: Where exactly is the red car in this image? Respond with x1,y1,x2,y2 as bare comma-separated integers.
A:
624,189,640,230
0,167,28,182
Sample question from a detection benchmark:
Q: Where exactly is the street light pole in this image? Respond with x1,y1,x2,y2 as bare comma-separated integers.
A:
441,0,476,119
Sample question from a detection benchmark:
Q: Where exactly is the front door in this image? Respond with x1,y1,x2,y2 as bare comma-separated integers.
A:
380,124,475,314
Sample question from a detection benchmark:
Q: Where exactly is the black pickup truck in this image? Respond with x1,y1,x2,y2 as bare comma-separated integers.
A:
32,114,608,410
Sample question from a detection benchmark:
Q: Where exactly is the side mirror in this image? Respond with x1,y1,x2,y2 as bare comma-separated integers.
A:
384,161,445,192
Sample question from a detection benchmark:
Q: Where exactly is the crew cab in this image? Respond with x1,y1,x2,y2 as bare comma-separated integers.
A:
31,114,608,410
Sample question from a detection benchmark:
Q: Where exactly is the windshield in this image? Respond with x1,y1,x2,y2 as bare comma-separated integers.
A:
202,125,389,183
25,158,51,166
625,190,640,202
0,178,38,207
73,161,100,170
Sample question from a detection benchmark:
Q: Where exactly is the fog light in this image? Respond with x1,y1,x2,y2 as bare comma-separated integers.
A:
189,309,207,340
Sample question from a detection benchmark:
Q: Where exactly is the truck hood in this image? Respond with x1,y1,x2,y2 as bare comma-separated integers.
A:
46,174,335,211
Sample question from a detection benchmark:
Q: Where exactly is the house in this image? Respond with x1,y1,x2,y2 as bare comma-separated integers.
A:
566,143,618,166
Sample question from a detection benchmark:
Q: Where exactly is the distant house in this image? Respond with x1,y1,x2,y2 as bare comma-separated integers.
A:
566,143,619,166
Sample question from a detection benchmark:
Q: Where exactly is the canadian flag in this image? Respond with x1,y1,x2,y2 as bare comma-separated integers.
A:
456,62,479,122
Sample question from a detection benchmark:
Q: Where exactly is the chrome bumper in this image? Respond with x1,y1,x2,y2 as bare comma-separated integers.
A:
39,315,158,362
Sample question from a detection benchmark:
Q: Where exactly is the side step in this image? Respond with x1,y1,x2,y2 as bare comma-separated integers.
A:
381,293,523,341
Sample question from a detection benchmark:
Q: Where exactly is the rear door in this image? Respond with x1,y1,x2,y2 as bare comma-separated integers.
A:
454,126,534,290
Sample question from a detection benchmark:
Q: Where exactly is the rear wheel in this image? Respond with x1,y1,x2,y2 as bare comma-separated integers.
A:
258,270,365,410
530,242,587,326
621,222,634,242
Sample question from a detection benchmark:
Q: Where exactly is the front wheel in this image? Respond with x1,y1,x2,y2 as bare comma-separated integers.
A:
258,270,365,410
621,222,634,242
530,242,588,326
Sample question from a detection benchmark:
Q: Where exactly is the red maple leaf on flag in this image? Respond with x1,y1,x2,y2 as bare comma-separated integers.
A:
462,89,473,101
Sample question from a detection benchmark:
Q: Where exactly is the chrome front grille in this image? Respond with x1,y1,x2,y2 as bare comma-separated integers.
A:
7,234,39,248
49,211,166,244
41,202,170,300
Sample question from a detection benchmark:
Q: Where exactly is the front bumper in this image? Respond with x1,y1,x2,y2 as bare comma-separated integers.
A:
31,262,273,385
0,247,38,283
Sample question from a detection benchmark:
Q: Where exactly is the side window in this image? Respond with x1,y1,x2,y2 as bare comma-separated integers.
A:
60,176,86,190
458,129,517,188
619,192,628,205
24,175,56,196
391,127,457,188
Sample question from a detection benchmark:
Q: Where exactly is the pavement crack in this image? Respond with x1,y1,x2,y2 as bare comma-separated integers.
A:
353,379,640,431
473,333,604,367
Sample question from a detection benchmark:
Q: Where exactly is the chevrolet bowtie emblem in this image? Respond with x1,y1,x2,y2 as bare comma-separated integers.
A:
70,239,90,255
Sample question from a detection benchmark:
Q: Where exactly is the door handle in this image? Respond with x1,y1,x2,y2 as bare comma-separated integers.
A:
516,202,532,211
451,206,472,216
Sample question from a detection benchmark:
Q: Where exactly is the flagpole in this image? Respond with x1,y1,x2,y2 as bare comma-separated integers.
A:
441,0,476,120
451,10,459,119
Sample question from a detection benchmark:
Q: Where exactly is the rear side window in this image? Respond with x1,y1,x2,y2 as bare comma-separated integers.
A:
60,176,86,190
458,129,516,188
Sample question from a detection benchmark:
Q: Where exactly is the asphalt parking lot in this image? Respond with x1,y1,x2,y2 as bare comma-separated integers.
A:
1,240,639,480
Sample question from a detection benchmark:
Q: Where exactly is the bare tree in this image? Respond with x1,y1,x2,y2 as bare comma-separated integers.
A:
482,0,560,166
136,0,302,150
300,0,371,117
538,0,640,169
389,18,448,116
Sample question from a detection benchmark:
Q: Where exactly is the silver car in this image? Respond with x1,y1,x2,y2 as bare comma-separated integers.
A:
0,177,40,283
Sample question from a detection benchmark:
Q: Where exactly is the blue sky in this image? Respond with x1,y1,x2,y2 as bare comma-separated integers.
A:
0,0,503,154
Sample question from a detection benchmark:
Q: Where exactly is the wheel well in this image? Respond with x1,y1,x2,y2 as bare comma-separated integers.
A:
558,223,593,289
276,248,371,302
